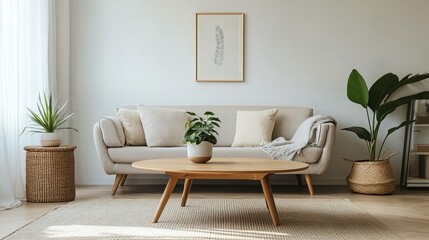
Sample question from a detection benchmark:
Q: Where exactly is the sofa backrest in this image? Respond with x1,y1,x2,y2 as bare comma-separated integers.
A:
123,105,313,147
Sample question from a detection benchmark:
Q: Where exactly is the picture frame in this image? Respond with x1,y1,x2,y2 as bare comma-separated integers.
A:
195,13,244,82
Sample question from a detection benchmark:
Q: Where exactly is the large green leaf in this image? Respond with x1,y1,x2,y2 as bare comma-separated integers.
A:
387,120,415,137
386,73,429,100
377,91,429,122
342,126,371,142
368,73,398,112
397,73,429,89
347,69,369,108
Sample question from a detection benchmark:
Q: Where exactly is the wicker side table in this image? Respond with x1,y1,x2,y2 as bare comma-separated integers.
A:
25,145,77,202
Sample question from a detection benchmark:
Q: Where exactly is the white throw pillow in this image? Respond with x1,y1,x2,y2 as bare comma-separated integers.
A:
138,106,188,147
232,108,278,147
116,108,146,146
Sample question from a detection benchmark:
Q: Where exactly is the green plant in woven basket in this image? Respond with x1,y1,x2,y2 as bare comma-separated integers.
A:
343,69,429,161
20,92,78,135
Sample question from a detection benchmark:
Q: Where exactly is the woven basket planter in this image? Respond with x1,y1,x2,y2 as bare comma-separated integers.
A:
25,145,76,202
346,159,395,195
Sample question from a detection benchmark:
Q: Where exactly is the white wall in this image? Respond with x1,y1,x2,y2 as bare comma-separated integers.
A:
69,0,429,185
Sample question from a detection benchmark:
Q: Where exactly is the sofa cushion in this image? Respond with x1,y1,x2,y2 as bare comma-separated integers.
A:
108,146,322,164
108,147,269,163
232,109,278,147
120,105,313,147
116,108,146,145
99,117,125,147
138,106,187,147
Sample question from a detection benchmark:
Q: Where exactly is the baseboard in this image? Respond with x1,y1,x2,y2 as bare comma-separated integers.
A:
76,175,348,186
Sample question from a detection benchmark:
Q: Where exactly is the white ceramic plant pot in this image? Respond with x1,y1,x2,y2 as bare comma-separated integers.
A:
40,132,62,147
187,141,213,163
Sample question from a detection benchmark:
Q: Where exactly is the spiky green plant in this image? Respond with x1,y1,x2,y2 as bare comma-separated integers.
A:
184,111,221,145
20,92,78,135
343,69,429,161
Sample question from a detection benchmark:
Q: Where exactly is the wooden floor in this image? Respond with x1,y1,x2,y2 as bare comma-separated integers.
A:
1,184,428,239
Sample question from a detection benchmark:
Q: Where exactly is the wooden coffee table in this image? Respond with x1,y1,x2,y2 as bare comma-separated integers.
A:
132,158,308,226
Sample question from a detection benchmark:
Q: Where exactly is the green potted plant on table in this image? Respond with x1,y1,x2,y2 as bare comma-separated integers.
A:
21,92,77,147
343,69,429,194
184,111,221,163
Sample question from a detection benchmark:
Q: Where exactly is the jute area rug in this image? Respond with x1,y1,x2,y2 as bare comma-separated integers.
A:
5,199,401,240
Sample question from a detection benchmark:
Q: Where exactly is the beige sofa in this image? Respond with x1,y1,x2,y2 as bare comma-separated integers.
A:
93,106,336,195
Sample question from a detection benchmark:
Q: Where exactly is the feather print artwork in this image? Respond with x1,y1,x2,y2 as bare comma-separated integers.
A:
214,25,224,66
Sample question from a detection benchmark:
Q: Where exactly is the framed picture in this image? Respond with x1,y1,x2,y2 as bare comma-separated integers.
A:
195,13,244,82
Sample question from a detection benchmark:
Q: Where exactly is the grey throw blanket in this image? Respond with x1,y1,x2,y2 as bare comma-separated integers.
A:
262,115,336,160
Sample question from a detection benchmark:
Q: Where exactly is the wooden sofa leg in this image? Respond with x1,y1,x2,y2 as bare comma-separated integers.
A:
295,174,303,186
304,174,314,195
112,174,123,195
120,174,128,186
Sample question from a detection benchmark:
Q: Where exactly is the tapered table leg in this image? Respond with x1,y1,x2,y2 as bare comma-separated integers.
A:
260,175,280,226
152,175,178,223
181,179,193,207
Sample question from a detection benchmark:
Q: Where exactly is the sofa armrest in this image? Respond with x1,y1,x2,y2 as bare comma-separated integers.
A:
98,117,125,147
93,122,117,175
313,122,336,174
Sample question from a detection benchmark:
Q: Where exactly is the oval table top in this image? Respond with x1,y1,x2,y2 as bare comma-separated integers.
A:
132,158,309,174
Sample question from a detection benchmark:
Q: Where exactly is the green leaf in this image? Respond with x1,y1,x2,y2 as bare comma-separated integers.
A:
55,99,70,119
37,100,49,129
387,120,415,137
386,73,429,101
57,127,79,133
204,111,215,116
211,122,220,128
205,134,217,144
192,122,203,128
342,126,371,142
368,73,398,112
377,91,429,122
28,109,48,131
185,126,196,135
185,121,191,130
54,112,76,129
397,73,429,89
208,117,221,122
347,69,369,108
186,111,196,116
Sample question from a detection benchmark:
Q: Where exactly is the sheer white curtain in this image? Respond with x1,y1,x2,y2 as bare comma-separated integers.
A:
0,0,56,210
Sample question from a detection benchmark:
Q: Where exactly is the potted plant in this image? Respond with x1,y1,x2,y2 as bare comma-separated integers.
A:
21,92,77,147
184,111,221,163
343,69,429,194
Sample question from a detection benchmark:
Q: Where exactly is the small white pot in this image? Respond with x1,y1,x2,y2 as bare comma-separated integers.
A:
187,141,213,163
40,132,62,147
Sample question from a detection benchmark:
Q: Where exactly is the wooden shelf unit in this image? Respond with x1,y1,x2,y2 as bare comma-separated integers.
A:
401,100,429,187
